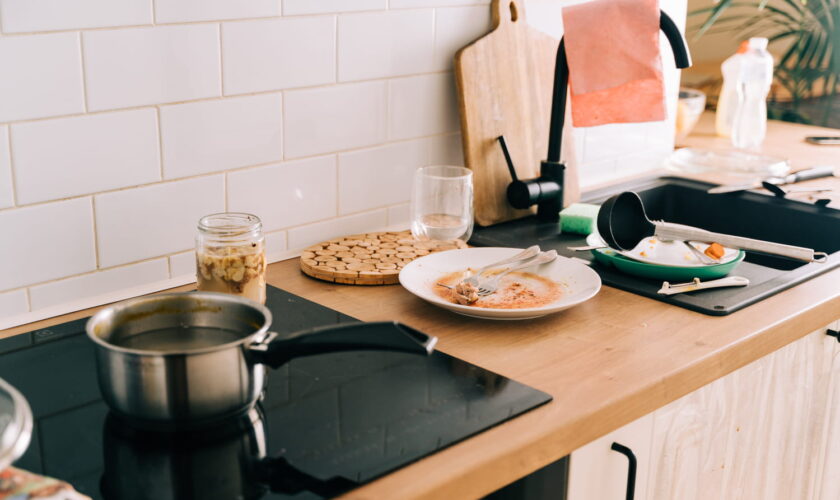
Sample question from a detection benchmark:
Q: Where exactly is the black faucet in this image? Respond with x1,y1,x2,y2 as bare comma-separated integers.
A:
504,10,692,222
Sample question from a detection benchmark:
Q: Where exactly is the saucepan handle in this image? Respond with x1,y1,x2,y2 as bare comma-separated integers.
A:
248,321,437,369
257,456,357,497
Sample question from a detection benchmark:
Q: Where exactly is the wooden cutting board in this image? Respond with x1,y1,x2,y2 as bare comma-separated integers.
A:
455,0,580,227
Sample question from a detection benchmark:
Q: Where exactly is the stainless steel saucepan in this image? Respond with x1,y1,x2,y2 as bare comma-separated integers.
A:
86,292,436,427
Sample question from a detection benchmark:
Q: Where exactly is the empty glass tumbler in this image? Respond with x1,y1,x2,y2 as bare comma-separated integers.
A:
410,166,474,242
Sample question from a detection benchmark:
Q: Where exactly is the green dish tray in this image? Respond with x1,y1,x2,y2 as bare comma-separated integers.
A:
591,247,746,281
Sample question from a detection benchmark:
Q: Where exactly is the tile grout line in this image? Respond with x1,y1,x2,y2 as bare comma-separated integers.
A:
77,32,89,112
216,22,225,96
333,14,339,85
0,70,457,128
5,126,17,206
0,132,461,213
89,196,101,269
0,8,450,38
154,106,164,180
223,173,229,211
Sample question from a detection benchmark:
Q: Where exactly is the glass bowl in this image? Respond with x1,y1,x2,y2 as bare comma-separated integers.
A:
675,88,706,142
0,377,33,471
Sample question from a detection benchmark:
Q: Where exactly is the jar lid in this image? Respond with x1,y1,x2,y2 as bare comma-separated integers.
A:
0,377,33,471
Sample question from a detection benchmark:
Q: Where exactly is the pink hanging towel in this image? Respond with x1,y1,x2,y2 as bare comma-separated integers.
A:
561,0,665,127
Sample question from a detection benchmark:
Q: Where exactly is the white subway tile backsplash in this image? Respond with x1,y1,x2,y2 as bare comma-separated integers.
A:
283,0,384,15
390,0,489,7
284,82,386,158
389,73,459,140
169,251,196,279
0,126,12,209
433,6,491,70
583,123,650,164
0,0,151,33
0,198,96,290
11,109,160,204
264,231,288,262
0,290,27,316
222,17,335,95
387,204,410,227
338,140,426,214
29,259,168,310
95,176,224,267
338,10,434,81
287,209,387,250
524,1,565,39
428,133,464,166
0,33,84,122
578,158,617,188
160,94,283,179
228,156,337,232
83,25,221,111
155,0,279,23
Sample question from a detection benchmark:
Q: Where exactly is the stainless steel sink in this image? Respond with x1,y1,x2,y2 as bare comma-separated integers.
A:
469,176,840,315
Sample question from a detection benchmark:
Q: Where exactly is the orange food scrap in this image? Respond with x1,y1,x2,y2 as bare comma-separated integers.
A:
639,251,647,257
705,242,725,260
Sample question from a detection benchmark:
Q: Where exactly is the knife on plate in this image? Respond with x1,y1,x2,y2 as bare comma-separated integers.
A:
707,165,835,194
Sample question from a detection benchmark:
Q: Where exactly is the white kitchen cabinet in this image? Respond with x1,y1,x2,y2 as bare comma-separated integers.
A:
568,413,654,500
647,322,838,500
812,320,840,500
568,320,840,500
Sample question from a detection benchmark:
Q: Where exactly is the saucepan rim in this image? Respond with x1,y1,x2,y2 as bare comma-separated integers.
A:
85,291,273,357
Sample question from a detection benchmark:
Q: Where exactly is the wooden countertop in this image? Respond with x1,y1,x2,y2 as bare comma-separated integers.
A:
2,114,839,499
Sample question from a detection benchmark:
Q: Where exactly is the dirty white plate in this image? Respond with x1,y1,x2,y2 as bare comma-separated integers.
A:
399,248,601,320
602,234,740,267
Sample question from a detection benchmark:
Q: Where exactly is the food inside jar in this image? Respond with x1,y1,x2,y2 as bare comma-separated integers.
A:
197,244,266,304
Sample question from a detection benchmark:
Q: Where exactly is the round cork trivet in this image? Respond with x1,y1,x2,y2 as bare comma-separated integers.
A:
299,230,467,285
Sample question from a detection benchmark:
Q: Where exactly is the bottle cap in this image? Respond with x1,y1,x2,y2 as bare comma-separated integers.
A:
748,37,768,51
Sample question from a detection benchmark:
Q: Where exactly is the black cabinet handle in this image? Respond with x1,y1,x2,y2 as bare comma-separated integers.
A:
828,329,839,343
611,442,637,500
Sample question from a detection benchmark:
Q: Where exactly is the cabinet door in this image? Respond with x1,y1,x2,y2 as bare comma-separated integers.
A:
813,320,840,500
568,413,654,500
647,325,837,500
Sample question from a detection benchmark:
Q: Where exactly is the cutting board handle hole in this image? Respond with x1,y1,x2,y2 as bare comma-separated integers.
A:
509,2,519,22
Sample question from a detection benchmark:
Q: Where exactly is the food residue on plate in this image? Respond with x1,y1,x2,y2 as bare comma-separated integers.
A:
704,242,725,260
434,270,563,309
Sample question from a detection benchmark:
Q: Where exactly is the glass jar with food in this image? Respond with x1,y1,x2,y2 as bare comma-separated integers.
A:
196,213,266,304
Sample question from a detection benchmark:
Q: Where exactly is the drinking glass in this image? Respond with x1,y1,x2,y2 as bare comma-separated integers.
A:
410,166,474,242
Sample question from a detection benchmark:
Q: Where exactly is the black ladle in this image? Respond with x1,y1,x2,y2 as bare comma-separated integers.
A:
596,192,827,263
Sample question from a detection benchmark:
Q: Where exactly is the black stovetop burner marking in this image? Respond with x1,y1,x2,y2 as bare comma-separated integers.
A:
0,285,551,499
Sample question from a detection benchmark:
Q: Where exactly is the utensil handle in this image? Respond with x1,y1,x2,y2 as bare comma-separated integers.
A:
248,321,437,369
654,221,819,262
500,250,558,276
477,245,541,274
787,165,835,184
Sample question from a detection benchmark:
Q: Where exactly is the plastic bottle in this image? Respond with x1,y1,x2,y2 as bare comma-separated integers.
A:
715,40,749,138
730,38,774,150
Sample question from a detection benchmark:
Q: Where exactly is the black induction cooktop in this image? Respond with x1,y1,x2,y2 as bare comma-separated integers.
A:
0,285,552,499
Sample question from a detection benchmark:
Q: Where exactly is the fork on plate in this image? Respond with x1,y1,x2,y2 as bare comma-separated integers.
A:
475,250,558,296
461,245,541,287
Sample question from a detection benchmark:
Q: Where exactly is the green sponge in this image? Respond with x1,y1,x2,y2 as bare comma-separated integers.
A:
560,203,600,235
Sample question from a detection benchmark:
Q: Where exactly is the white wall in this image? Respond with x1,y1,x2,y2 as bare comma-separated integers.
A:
0,0,686,328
